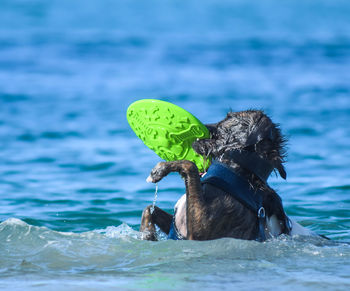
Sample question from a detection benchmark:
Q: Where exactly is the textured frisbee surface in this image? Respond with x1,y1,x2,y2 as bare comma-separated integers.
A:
127,99,211,172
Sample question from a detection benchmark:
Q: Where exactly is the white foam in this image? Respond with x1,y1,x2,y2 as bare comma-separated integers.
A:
95,223,141,240
1,217,28,226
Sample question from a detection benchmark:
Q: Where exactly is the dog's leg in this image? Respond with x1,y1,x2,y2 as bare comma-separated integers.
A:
140,205,173,241
147,160,206,240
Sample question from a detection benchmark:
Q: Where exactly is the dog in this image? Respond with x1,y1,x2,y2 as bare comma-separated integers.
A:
140,110,317,241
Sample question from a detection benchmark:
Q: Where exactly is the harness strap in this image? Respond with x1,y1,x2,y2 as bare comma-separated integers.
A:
228,150,274,182
168,213,185,240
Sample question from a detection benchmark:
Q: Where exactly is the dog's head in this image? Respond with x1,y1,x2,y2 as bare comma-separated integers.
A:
193,110,287,180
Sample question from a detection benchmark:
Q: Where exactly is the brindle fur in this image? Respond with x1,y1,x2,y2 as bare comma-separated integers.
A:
140,110,290,241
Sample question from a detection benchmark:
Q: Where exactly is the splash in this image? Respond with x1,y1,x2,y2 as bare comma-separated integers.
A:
94,223,141,240
150,182,159,214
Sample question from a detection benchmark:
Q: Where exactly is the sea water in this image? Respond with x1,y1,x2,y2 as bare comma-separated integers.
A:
0,0,350,290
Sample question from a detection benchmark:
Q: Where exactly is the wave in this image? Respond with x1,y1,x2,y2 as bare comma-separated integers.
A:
1,218,350,290
1,218,348,271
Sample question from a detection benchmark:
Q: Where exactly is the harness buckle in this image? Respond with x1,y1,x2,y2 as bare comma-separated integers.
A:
258,207,265,218
256,207,267,242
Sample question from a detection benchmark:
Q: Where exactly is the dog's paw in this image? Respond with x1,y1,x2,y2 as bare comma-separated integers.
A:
140,230,157,241
146,162,168,183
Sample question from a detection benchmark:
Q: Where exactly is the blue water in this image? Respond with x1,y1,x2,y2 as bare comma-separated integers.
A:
1,0,350,290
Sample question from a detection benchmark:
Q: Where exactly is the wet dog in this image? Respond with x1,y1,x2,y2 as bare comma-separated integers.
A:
140,110,314,241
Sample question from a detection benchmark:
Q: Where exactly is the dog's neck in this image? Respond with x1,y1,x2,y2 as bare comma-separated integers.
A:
217,150,274,182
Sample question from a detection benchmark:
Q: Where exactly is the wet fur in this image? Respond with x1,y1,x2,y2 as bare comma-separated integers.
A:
140,110,290,241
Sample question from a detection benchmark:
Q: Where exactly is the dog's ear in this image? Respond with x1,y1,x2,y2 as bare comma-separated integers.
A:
276,162,287,180
245,112,287,179
273,155,286,179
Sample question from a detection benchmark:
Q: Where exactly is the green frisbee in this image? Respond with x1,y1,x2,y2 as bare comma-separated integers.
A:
126,99,211,172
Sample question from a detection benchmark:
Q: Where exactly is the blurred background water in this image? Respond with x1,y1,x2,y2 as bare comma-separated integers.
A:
0,0,349,290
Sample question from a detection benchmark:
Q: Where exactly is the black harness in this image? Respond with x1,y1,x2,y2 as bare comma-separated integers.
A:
168,162,268,241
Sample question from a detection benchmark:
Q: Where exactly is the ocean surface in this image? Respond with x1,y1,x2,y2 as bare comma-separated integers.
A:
1,0,350,290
